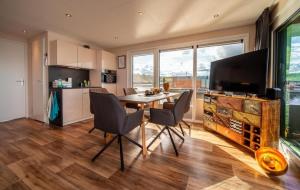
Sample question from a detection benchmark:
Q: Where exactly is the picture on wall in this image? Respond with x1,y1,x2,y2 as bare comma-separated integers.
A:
118,55,126,69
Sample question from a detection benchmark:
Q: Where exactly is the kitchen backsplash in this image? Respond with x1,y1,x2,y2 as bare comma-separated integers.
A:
48,66,89,88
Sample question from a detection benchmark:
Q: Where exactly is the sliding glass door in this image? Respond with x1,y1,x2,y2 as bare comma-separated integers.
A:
159,48,193,119
132,53,154,92
195,42,244,120
276,12,300,157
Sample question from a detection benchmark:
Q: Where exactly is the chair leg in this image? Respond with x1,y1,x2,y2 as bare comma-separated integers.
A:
167,127,178,156
123,136,143,148
156,125,167,135
169,127,184,141
92,135,118,162
104,132,107,138
89,127,95,133
119,135,125,171
147,126,166,149
179,123,185,136
182,120,191,129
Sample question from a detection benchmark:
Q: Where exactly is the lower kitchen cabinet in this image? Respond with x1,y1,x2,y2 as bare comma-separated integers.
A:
63,88,93,125
62,89,83,124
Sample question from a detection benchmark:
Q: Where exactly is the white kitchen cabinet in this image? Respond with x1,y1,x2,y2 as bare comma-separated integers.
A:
82,89,92,118
78,46,96,69
63,89,83,124
101,50,117,70
62,88,92,125
50,40,78,67
90,50,117,94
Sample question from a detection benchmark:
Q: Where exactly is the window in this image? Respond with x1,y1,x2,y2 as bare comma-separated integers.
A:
132,53,154,92
159,48,193,91
159,48,193,119
130,37,246,122
195,42,244,120
276,11,300,157
196,42,244,97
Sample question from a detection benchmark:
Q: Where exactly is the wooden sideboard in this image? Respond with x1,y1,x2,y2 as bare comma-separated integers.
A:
203,93,280,152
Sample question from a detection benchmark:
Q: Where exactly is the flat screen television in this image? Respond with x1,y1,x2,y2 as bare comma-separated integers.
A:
209,49,268,96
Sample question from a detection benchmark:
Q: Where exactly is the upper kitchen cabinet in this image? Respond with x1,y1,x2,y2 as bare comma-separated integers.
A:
102,50,116,71
50,40,78,67
78,46,96,69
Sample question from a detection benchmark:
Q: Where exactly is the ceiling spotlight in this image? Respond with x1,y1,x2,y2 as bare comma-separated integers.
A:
23,29,27,34
138,10,144,15
213,14,220,19
113,36,118,40
65,13,72,18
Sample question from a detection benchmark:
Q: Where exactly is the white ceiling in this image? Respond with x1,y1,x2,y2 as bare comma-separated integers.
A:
0,0,276,48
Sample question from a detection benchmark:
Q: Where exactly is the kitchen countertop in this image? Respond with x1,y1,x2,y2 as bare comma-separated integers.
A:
49,86,102,90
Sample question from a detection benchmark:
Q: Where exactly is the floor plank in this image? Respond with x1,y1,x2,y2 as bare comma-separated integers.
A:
0,118,299,190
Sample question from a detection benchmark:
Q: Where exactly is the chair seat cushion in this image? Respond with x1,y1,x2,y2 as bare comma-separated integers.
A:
149,108,176,126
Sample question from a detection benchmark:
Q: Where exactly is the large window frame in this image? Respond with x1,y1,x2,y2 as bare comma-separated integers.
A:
129,34,248,122
274,9,300,158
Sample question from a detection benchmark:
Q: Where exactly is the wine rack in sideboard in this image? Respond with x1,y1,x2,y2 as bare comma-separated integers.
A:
203,94,280,152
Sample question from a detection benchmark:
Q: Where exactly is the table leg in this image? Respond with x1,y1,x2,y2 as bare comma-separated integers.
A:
140,103,147,157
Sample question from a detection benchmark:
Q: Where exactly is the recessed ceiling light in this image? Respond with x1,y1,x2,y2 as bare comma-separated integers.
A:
65,13,72,18
23,29,27,34
213,14,220,19
113,36,118,40
138,10,143,15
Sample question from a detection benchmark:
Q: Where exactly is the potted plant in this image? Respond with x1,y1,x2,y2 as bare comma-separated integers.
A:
163,77,170,92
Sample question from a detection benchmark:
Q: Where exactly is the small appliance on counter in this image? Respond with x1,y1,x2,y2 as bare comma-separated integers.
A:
101,69,117,83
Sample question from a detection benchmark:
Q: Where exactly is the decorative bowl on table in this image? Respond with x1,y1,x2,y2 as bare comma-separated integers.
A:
145,88,161,96
255,147,288,176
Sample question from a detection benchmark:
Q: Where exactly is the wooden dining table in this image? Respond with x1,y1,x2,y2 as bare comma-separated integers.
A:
118,92,179,157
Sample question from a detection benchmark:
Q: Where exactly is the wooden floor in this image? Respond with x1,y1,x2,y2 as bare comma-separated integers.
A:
0,119,299,190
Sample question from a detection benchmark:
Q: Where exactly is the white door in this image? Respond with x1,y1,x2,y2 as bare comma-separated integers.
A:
0,38,26,122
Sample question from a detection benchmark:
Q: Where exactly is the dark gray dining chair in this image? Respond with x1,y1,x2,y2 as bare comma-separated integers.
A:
148,91,190,156
89,88,109,134
163,89,193,135
90,92,144,171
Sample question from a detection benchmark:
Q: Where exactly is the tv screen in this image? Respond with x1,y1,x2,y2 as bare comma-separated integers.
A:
209,49,268,96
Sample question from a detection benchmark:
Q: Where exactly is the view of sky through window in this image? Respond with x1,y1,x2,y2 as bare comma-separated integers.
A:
132,54,154,91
